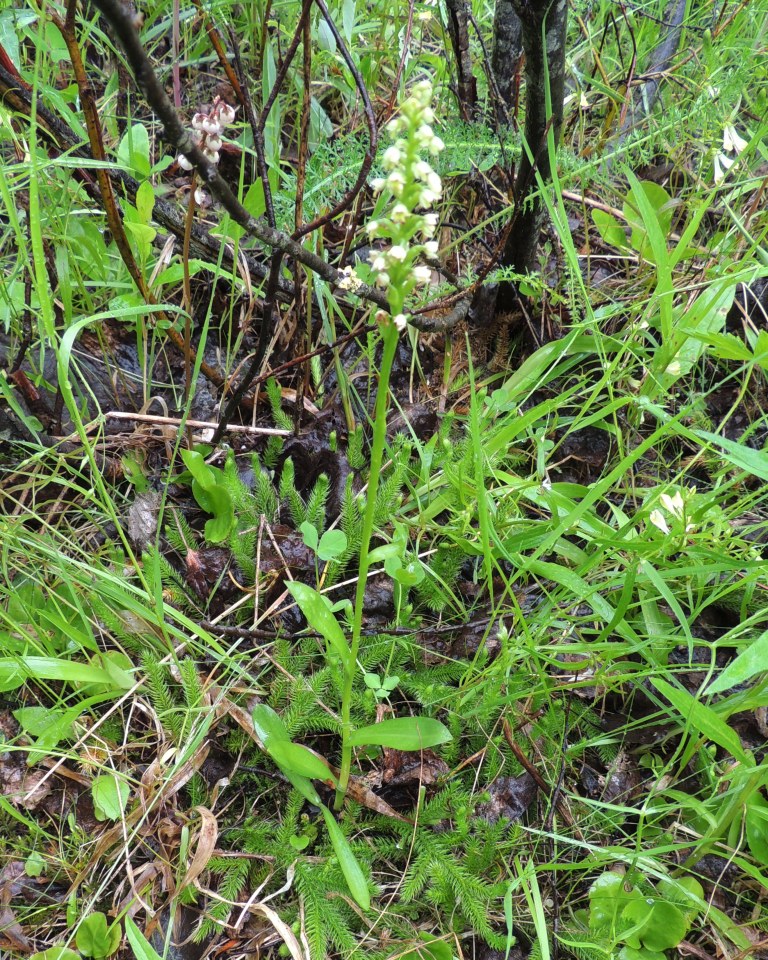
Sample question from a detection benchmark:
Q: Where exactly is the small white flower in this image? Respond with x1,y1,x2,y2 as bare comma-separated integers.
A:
426,170,442,194
385,118,403,137
370,253,387,271
660,491,685,519
202,117,222,135
723,124,748,155
370,177,386,193
203,148,220,164
423,240,439,257
416,123,435,146
412,264,431,283
206,135,222,152
193,186,207,205
386,170,406,194
393,313,409,331
714,152,735,184
177,154,193,171
375,271,390,287
649,510,669,534
414,159,433,181
422,213,439,237
419,187,439,207
217,102,237,126
391,203,409,224
192,113,207,131
382,146,402,170
365,220,380,238
428,135,445,155
389,244,408,261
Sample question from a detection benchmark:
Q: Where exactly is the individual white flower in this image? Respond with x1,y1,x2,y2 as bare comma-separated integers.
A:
386,170,406,194
365,220,380,237
391,203,409,224
660,491,685,519
428,135,445,155
370,253,387,271
426,170,442,194
419,187,439,207
414,159,434,181
192,113,207,131
177,154,193,171
206,135,222,152
422,213,439,237
370,177,386,193
412,264,431,283
393,313,409,331
723,124,748,155
385,118,403,137
382,146,402,170
423,240,439,256
375,271,390,287
217,102,237,126
416,124,435,147
713,153,735,184
649,510,669,534
202,117,222,136
203,148,220,163
194,186,207,205
388,244,408,261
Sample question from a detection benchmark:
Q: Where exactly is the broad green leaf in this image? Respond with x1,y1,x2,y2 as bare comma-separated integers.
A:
300,520,319,552
317,529,347,561
135,179,155,225
92,774,130,822
252,703,291,746
25,850,46,877
117,123,151,179
709,631,768,693
124,917,163,960
588,872,639,933
252,705,321,804
268,741,337,784
320,805,370,909
30,950,80,960
286,581,350,665
592,209,626,248
622,899,687,952
76,912,121,958
651,677,749,763
350,717,452,750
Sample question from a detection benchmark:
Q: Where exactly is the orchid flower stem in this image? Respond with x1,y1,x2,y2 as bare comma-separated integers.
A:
335,322,399,809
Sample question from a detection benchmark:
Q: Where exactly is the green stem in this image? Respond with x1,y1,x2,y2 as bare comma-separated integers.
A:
335,322,400,809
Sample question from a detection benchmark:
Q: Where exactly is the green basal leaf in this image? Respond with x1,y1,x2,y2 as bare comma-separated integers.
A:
252,703,291,746
300,520,319,552
622,899,687,952
320,805,370,910
30,950,80,960
76,912,121,958
350,717,452,750
92,774,130,822
268,741,337,785
317,528,347,561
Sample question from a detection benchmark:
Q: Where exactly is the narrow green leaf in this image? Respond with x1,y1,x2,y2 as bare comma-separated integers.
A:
651,677,749,763
350,717,452,750
251,703,290,746
320,805,370,909
124,917,163,960
286,581,350,665
708,630,768,693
